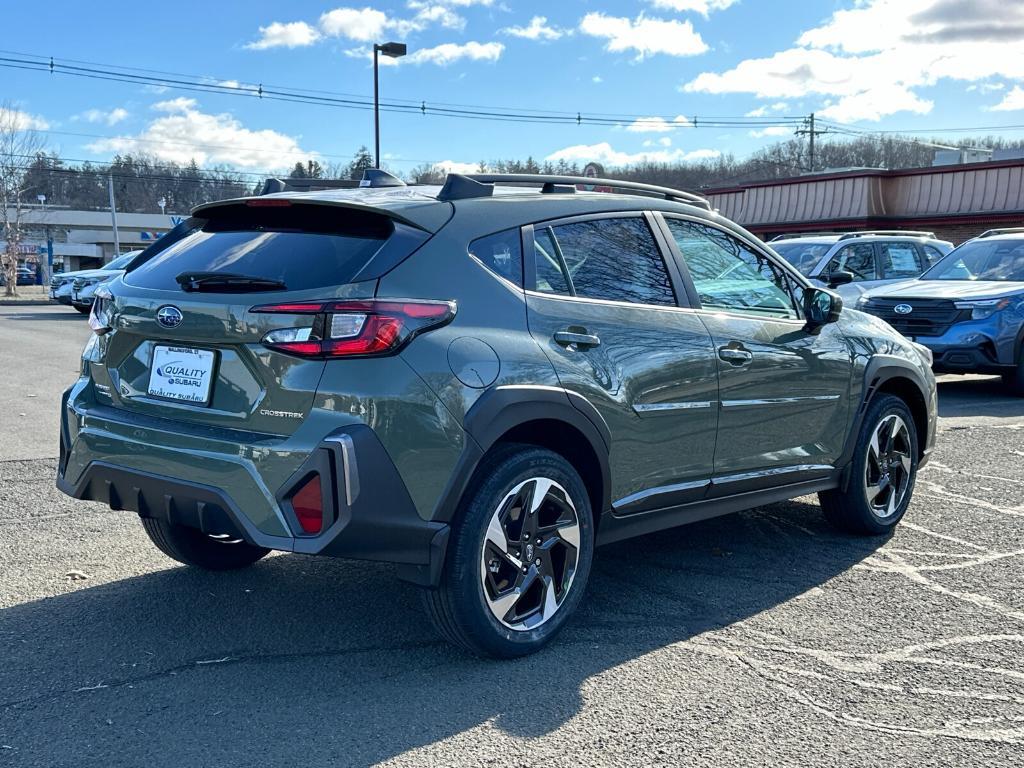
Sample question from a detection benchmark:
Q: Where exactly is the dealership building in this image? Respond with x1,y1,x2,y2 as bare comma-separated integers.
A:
704,157,1024,244
2,207,181,275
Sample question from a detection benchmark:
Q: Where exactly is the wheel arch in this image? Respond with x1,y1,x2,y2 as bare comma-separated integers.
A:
432,385,612,527
842,357,932,469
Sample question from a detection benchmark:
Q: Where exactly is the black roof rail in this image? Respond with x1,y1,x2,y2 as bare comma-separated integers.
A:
443,173,711,209
837,230,936,240
976,227,1024,238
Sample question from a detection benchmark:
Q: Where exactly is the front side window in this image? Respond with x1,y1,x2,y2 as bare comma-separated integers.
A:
923,244,947,266
880,243,925,279
469,228,523,286
824,243,877,282
532,217,676,306
666,219,802,320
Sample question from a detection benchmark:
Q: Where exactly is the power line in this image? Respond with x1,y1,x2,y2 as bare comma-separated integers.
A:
0,51,806,130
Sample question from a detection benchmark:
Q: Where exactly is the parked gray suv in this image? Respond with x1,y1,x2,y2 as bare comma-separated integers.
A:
771,231,953,302
58,172,937,657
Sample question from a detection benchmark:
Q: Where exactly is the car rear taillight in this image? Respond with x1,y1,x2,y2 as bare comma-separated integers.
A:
290,473,323,534
251,299,456,358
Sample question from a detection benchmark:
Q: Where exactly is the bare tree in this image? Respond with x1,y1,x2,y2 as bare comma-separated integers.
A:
0,101,46,296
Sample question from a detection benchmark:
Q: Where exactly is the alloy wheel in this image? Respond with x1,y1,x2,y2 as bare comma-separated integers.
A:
864,414,913,519
480,477,581,631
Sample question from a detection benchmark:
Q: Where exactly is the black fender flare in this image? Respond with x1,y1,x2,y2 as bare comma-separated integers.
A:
431,385,612,524
838,355,933,475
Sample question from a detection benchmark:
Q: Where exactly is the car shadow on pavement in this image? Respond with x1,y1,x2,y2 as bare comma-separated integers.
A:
0,310,86,321
0,499,882,767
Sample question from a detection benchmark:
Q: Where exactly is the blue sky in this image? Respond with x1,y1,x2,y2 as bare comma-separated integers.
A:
4,0,1024,177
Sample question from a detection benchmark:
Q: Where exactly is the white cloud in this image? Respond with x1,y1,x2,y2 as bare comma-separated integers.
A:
819,85,933,122
745,101,790,117
991,85,1024,111
624,115,693,132
319,7,389,41
592,75,603,83
432,159,479,175
501,16,566,41
683,0,1024,122
87,100,315,170
579,13,708,60
394,4,466,34
647,0,738,16
546,141,720,166
748,126,793,138
76,107,129,126
152,97,198,113
0,107,48,131
245,20,321,49
405,41,504,66
643,137,674,147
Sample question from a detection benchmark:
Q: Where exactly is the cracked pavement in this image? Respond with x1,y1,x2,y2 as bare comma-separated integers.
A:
2,305,1024,767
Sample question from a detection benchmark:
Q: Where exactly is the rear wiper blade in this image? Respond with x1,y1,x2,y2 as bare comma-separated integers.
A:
175,272,287,292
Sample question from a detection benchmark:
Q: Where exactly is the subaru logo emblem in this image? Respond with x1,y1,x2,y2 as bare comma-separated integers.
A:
156,305,183,328
894,303,913,315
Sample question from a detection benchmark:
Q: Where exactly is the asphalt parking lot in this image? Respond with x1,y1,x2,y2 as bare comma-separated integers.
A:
2,304,1023,767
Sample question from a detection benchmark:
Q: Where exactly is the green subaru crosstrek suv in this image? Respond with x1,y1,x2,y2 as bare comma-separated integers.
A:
58,172,937,657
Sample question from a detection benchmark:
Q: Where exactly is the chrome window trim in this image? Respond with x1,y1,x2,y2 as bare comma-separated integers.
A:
712,463,835,485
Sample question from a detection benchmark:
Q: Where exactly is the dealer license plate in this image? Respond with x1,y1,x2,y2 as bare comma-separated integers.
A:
147,345,215,404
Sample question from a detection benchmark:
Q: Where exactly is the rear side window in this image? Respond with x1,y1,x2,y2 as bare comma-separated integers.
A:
469,228,523,286
534,217,676,306
125,204,393,292
880,242,925,278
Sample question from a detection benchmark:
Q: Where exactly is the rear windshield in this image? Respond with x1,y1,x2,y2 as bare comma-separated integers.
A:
125,204,393,292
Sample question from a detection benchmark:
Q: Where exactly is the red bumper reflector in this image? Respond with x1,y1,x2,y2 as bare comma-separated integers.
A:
291,474,323,534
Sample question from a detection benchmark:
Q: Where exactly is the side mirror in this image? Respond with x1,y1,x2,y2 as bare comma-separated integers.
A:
827,270,854,287
805,287,843,331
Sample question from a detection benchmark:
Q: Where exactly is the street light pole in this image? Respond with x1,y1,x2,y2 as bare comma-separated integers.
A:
372,42,408,169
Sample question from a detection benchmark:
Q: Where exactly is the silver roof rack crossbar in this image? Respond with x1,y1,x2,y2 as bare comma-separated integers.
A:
837,230,936,240
976,227,1024,238
441,173,711,209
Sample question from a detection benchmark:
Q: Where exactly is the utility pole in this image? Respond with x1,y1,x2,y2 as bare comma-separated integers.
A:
795,112,828,173
107,173,120,260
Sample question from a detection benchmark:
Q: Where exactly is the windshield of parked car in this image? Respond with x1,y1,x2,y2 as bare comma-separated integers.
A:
105,252,138,270
922,239,1024,281
771,242,833,276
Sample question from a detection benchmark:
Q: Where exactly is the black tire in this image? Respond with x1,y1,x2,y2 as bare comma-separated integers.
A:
422,444,595,658
819,394,919,535
1002,357,1024,397
140,518,269,570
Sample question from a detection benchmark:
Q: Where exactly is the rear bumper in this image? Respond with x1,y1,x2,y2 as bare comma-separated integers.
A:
58,388,449,586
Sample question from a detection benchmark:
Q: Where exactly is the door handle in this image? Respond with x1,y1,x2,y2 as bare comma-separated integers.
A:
554,329,601,349
718,345,753,365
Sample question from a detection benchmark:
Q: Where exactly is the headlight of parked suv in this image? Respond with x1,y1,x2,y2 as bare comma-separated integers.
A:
954,298,1011,320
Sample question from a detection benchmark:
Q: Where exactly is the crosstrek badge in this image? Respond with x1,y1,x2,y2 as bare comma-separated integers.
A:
147,345,215,404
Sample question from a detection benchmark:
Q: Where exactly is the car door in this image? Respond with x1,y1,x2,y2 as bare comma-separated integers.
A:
657,215,852,495
524,212,719,513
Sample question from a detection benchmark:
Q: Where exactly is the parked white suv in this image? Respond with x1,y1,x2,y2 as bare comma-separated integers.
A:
770,231,953,301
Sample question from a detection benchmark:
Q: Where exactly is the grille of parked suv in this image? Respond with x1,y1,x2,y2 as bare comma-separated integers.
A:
862,298,966,336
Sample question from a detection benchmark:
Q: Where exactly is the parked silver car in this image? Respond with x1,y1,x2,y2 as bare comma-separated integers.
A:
52,252,141,313
770,231,953,302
